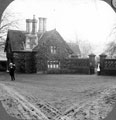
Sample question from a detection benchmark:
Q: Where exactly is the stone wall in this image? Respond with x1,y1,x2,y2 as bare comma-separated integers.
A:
46,54,96,74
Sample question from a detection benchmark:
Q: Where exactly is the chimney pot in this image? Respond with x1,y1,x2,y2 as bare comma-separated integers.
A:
32,15,37,34
26,19,32,33
43,18,47,32
38,17,44,33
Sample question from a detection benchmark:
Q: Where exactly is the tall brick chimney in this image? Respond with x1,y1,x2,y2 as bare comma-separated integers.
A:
43,18,47,32
38,17,44,33
38,17,47,33
26,19,32,33
32,15,37,34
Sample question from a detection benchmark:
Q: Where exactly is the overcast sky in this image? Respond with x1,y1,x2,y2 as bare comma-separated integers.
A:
3,0,116,55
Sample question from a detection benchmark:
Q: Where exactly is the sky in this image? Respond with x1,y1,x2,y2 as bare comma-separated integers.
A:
3,0,116,55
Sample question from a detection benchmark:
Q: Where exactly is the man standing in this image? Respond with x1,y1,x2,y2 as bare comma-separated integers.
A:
97,63,100,75
9,63,16,81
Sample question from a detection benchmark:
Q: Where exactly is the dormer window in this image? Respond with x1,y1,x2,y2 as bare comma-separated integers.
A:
50,46,56,54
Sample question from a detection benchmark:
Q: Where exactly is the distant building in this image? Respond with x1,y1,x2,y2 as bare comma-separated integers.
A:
67,42,81,58
4,15,81,73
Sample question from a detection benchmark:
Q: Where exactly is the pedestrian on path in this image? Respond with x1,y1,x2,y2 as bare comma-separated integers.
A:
97,63,100,75
9,62,16,81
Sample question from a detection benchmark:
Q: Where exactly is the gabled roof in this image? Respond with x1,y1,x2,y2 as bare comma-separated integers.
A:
34,29,73,54
5,29,80,56
4,29,26,52
67,42,81,56
38,29,67,44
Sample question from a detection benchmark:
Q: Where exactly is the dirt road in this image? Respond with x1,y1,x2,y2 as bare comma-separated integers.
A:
0,73,116,119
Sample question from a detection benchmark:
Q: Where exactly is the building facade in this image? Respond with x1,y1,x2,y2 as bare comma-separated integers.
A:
4,15,80,73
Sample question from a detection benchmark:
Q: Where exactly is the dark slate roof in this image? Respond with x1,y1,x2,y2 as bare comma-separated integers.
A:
34,29,73,54
4,30,26,52
67,42,81,56
37,29,67,44
5,29,80,56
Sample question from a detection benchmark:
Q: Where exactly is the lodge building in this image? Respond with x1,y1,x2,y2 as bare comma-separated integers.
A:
4,15,81,73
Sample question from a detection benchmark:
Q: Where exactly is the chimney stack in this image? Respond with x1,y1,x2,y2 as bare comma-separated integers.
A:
43,18,47,32
26,19,32,33
38,17,47,33
32,15,37,34
39,17,44,33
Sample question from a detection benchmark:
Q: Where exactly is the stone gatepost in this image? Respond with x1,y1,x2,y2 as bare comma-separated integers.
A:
89,53,96,74
99,53,107,75
89,53,96,66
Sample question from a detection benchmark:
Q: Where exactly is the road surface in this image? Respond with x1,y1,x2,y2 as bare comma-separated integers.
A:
0,72,116,119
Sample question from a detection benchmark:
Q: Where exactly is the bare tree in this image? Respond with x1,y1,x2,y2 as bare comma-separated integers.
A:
74,31,93,58
77,40,93,58
105,41,116,58
0,11,20,42
105,24,116,58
